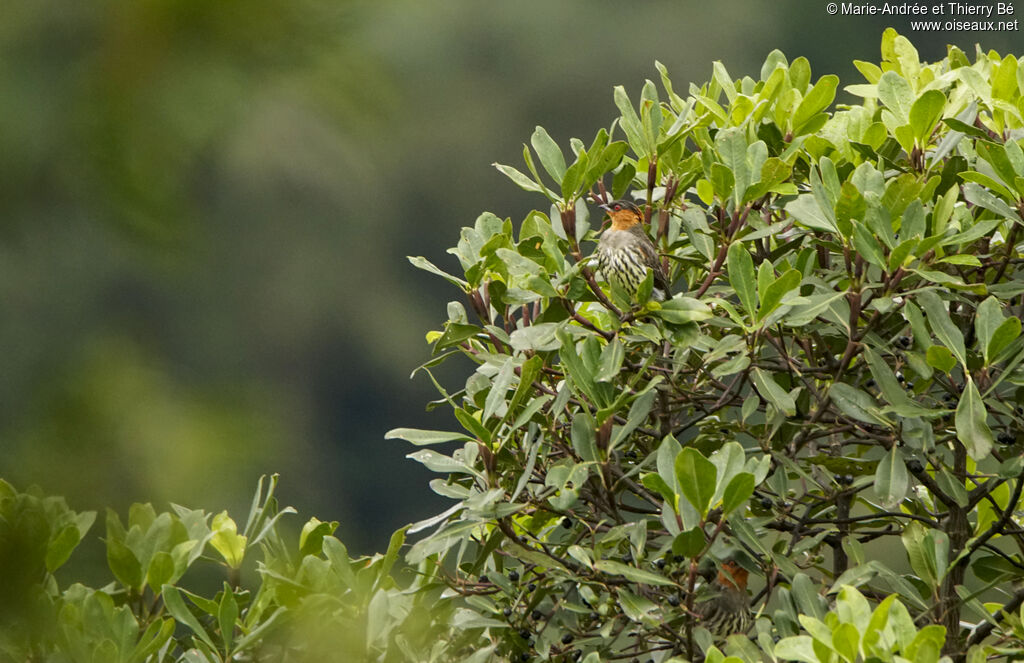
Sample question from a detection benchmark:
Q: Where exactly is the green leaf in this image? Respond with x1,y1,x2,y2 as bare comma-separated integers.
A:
674,448,717,517
210,512,247,569
218,584,239,654
610,381,660,450
642,473,676,507
596,338,625,382
917,290,966,366
793,75,839,135
106,536,143,591
786,194,839,233
722,473,755,514
852,222,886,269
614,85,650,158
829,383,890,426
874,447,908,509
384,428,472,446
988,317,1022,363
163,585,217,649
925,346,956,373
877,71,913,124
493,162,554,199
617,588,658,623
408,256,469,289
909,90,945,144
146,551,175,595
759,269,801,321
751,367,796,417
955,378,993,460
653,296,713,324
483,358,516,421
834,182,864,238
832,622,860,663
593,560,675,586
530,126,566,182
45,525,82,574
975,297,1003,361
572,413,599,463
672,526,706,558
727,242,757,318
774,636,818,663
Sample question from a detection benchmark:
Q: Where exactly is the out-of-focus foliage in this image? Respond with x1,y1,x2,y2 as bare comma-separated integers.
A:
0,476,478,663
386,30,1024,661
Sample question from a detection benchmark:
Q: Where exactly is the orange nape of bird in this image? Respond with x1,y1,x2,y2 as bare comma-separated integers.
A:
595,199,670,301
695,558,753,641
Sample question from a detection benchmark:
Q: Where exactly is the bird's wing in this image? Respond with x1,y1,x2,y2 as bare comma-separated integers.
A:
636,232,671,293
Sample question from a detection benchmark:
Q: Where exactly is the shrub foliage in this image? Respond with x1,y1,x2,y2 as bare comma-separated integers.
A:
5,29,1024,663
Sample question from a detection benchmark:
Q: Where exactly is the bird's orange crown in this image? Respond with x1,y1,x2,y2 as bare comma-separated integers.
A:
717,560,749,590
600,200,643,231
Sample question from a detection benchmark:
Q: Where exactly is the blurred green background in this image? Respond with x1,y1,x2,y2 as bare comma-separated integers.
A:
2,0,1019,553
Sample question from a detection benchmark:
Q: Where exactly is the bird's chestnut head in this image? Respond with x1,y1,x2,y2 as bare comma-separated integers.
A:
717,559,749,590
600,199,643,230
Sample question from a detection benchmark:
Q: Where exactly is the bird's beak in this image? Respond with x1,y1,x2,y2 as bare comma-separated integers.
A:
598,203,611,211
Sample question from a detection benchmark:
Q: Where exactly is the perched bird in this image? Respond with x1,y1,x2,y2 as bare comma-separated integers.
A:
595,200,670,301
696,559,752,639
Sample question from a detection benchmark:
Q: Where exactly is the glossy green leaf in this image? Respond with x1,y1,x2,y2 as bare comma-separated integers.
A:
909,90,945,144
793,75,839,135
955,378,993,460
674,447,717,517
877,71,913,123
917,290,966,366
384,428,473,446
751,367,796,416
988,316,1022,363
759,269,801,321
874,447,908,508
593,560,675,586
925,345,956,373
530,126,566,182
727,242,757,317
722,473,755,514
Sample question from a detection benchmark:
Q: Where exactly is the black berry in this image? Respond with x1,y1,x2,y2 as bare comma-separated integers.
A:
509,570,520,582
895,371,905,383
898,336,911,348
519,628,530,639
528,583,537,592
561,517,572,529
907,459,923,473
531,609,542,620
998,432,1016,445
561,633,574,645
760,496,773,509
668,594,680,606
479,575,489,584
503,607,512,617
655,558,666,569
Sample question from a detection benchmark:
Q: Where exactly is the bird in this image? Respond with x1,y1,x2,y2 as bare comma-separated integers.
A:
595,200,670,301
696,559,753,640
